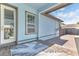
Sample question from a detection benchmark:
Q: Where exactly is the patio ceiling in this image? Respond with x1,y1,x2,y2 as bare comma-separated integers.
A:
26,3,56,12
26,3,71,22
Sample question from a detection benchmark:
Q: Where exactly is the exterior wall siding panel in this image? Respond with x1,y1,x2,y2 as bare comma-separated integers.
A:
8,3,38,43
39,14,60,40
0,3,60,43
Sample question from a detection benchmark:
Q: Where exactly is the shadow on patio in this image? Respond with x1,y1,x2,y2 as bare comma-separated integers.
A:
36,37,68,47
11,37,68,56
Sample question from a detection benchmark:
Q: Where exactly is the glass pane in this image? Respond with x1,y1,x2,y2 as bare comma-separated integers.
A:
32,16,35,23
28,24,35,28
4,9,14,19
28,14,35,24
4,9,14,39
4,28,14,39
4,9,14,26
28,28,35,34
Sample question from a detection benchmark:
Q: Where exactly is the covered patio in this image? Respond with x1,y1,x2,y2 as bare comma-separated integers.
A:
11,35,78,56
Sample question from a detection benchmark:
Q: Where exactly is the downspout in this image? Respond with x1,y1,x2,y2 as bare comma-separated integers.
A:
36,9,45,40
36,9,47,41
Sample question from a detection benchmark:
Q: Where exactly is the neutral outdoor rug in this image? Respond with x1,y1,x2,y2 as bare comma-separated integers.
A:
11,42,48,56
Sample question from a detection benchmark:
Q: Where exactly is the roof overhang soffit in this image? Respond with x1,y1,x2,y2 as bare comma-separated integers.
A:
41,3,72,22
42,3,72,14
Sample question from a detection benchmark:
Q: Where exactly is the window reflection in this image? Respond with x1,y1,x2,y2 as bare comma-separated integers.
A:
4,9,14,39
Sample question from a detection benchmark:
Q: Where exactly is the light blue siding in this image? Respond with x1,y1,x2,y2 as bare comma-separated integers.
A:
9,3,38,42
8,3,60,43
39,14,59,40
38,3,56,12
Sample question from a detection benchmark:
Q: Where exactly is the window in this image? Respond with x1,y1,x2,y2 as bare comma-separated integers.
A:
25,11,37,34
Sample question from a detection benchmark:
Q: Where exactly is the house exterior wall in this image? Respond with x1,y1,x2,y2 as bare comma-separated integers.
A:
9,3,38,43
39,14,60,40
0,3,60,44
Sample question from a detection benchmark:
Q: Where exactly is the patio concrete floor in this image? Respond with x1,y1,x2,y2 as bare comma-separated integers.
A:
60,35,78,55
37,35,78,56
11,35,78,56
